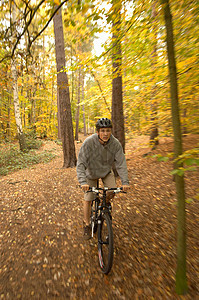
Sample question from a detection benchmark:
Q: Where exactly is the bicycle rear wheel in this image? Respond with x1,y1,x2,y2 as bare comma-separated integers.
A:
98,211,113,274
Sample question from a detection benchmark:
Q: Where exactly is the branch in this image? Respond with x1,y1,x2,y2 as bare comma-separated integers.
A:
11,0,46,58
177,67,192,76
0,0,68,63
89,68,111,113
27,0,68,52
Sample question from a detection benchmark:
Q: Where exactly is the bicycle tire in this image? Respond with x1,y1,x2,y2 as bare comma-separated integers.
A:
98,211,113,274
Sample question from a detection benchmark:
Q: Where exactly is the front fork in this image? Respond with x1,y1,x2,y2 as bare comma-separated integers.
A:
91,198,99,237
91,194,112,237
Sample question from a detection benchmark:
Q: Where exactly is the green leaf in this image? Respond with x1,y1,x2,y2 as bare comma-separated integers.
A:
184,158,197,165
170,169,178,175
186,166,197,171
71,20,76,27
64,20,70,27
152,154,169,162
186,198,194,204
170,169,184,176
106,15,112,24
158,156,169,162
93,15,102,21
177,169,185,176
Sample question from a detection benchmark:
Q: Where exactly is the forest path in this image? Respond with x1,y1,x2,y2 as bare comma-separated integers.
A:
0,135,198,299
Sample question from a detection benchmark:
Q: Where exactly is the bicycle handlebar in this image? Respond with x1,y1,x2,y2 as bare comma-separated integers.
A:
87,187,126,194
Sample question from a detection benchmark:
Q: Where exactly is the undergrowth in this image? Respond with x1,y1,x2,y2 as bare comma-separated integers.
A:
0,144,56,176
24,129,43,149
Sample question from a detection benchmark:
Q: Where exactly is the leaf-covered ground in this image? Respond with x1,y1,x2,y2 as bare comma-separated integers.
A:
0,135,199,299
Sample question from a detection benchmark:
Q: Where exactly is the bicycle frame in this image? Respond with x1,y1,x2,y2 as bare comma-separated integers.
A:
90,186,124,237
87,184,126,274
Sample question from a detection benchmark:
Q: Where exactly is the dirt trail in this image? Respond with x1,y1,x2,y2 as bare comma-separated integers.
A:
0,135,198,299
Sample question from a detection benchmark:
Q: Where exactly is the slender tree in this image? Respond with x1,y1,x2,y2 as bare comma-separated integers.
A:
149,2,159,149
57,92,61,139
161,0,188,294
53,7,76,167
11,1,27,151
82,72,87,136
111,0,125,151
75,67,81,141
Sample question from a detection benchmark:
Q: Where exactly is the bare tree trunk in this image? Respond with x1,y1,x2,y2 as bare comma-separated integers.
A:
75,67,81,141
53,7,76,167
11,60,27,151
56,77,61,140
111,0,125,152
31,56,37,128
49,74,55,133
11,1,26,152
3,77,11,140
149,2,159,149
70,45,74,107
7,95,11,139
162,0,188,294
82,73,87,136
57,91,61,139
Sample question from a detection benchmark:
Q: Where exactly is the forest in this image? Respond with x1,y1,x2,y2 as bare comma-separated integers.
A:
0,0,198,298
0,0,198,145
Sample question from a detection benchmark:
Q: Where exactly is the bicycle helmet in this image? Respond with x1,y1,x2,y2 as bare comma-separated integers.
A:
96,118,112,130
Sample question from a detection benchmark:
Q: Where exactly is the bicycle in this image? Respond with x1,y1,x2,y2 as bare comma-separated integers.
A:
87,182,126,275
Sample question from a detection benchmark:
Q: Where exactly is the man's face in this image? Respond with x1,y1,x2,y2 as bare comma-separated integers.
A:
98,127,112,143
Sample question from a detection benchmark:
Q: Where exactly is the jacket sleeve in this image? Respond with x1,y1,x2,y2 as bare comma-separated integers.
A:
114,144,129,185
76,142,89,185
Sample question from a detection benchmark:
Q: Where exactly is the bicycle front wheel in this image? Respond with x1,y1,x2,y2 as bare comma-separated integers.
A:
98,212,113,274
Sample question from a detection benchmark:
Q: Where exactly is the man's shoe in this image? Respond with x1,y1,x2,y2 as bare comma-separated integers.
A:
83,224,91,240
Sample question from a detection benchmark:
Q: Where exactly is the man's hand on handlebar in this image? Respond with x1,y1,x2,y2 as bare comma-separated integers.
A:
81,184,90,192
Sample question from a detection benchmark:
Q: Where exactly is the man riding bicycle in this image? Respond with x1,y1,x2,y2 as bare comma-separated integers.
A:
76,118,129,240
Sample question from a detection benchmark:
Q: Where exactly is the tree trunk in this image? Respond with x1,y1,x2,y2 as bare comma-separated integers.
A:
111,0,125,152
149,2,159,149
11,2,27,152
7,95,11,139
53,7,76,167
162,0,188,294
57,91,61,139
70,45,75,108
82,73,87,136
75,67,81,141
